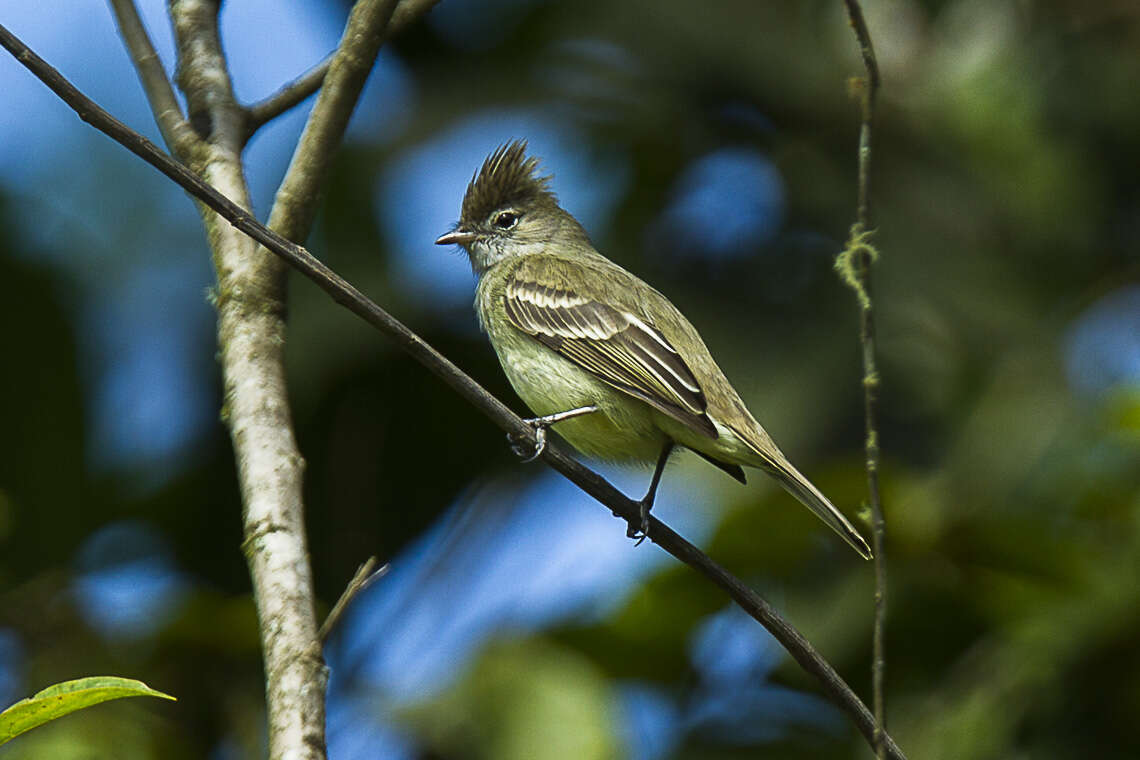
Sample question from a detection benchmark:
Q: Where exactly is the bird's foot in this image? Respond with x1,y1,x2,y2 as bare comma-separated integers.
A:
624,440,672,545
509,423,547,462
625,499,652,546
507,405,598,463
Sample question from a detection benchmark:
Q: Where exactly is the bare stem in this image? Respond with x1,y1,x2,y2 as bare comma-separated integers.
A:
244,55,331,137
242,0,442,137
106,0,195,153
839,1,888,757
265,0,398,243
319,558,387,643
0,22,907,760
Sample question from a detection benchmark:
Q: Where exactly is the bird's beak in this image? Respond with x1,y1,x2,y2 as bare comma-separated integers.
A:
435,228,477,246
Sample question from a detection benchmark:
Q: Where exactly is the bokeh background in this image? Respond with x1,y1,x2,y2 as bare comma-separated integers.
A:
2,0,1139,758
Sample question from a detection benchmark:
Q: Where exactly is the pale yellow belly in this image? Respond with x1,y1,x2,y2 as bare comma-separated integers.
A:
492,329,667,463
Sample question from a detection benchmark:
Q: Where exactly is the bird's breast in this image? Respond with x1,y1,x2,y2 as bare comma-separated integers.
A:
488,321,666,462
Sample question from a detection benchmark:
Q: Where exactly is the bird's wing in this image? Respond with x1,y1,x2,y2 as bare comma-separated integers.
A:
503,264,717,439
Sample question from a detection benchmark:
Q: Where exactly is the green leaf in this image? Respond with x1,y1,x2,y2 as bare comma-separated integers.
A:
0,676,176,746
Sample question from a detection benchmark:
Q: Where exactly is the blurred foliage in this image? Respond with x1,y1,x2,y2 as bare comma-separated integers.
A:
405,638,620,760
2,0,1140,758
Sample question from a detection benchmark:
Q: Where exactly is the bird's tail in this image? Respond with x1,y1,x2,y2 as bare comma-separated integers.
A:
764,456,873,559
730,422,872,559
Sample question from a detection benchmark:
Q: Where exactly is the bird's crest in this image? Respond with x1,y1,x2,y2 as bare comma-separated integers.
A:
460,140,556,225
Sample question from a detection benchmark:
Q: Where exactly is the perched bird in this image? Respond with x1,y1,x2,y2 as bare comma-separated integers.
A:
436,141,870,559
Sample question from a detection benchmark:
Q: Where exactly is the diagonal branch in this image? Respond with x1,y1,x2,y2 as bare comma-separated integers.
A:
839,1,888,758
242,0,442,138
265,0,398,243
244,54,331,136
318,557,387,644
106,0,195,154
0,23,907,760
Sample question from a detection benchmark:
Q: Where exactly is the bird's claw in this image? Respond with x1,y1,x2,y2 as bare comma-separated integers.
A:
508,420,547,462
507,406,598,463
625,500,651,545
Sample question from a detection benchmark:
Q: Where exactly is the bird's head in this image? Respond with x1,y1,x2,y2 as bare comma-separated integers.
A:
435,140,586,274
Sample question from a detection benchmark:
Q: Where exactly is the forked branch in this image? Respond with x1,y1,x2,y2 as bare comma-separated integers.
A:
242,0,442,138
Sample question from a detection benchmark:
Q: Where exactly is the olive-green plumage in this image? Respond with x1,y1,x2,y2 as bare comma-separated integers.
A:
436,141,871,559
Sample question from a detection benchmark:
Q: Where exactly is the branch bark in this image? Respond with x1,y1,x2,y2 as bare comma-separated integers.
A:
266,0,398,243
107,0,195,154
0,19,907,760
838,1,888,757
241,0,442,138
117,0,324,757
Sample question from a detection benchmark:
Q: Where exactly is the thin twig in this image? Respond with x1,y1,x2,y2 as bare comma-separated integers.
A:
244,54,332,137
0,24,907,760
242,0,442,137
265,0,399,243
319,558,388,643
839,1,888,758
106,0,195,153
106,0,196,154
843,0,880,223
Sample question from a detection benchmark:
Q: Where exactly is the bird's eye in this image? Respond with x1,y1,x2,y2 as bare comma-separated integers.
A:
493,211,519,229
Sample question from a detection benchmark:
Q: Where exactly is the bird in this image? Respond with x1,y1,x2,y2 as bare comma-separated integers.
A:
435,140,871,559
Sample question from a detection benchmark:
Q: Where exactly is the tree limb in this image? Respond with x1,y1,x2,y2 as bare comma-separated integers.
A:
106,0,196,154
168,0,324,758
839,1,888,757
244,55,331,138
266,0,398,243
242,0,442,138
0,22,907,760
